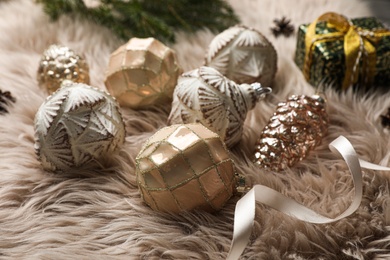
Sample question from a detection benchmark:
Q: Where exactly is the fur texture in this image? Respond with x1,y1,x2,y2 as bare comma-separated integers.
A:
0,0,389,259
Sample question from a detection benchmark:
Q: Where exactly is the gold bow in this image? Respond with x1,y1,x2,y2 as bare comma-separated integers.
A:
303,12,390,90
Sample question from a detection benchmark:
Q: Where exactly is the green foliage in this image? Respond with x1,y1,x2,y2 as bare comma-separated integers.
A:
36,0,240,43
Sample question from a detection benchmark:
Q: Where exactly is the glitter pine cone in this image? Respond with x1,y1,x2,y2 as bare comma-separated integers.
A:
254,95,328,171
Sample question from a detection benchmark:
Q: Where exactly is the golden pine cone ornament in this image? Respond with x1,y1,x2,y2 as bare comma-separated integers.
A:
254,95,328,171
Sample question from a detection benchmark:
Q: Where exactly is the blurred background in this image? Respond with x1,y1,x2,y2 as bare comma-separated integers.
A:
365,0,390,25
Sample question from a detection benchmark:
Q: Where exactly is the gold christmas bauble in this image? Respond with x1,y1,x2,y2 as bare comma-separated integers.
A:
34,81,125,172
254,95,328,171
136,123,237,213
104,37,182,109
205,25,277,87
37,45,90,94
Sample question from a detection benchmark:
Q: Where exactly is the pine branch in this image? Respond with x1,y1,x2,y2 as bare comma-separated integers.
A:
36,0,240,43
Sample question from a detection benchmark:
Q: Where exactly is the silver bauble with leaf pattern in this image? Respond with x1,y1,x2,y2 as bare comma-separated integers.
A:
205,25,277,86
34,81,125,172
168,66,271,147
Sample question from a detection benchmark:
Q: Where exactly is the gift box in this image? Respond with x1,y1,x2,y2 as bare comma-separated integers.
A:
294,12,390,91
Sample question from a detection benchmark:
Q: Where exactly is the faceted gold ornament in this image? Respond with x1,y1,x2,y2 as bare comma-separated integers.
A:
168,66,271,148
37,44,90,94
254,95,328,171
104,37,182,109
34,81,126,172
205,25,277,86
136,123,237,213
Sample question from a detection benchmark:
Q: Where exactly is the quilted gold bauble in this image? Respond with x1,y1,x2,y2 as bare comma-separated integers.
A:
205,25,277,86
168,66,271,148
254,95,328,171
136,123,237,213
104,37,182,109
37,44,90,94
34,81,125,172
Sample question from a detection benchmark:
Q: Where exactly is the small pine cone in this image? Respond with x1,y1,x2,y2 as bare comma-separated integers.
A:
0,89,16,115
254,94,328,171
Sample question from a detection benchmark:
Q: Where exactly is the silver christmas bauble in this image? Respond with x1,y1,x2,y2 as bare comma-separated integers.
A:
37,44,90,94
34,81,125,172
205,25,277,87
168,66,271,148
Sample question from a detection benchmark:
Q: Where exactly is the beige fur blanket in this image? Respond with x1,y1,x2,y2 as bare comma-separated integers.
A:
0,0,389,259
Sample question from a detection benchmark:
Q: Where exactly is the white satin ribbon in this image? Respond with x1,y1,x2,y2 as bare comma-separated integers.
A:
227,135,390,260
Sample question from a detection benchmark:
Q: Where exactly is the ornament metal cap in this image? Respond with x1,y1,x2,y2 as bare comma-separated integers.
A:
239,82,272,110
252,83,272,99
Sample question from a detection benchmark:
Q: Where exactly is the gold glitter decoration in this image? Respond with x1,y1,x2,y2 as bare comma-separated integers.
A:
37,45,90,94
104,37,182,109
254,95,328,171
136,123,237,213
34,81,126,172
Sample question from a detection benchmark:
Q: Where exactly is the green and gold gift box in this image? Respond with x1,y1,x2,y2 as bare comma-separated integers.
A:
295,12,390,91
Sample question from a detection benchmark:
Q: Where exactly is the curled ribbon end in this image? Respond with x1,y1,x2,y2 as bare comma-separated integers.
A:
227,135,390,260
